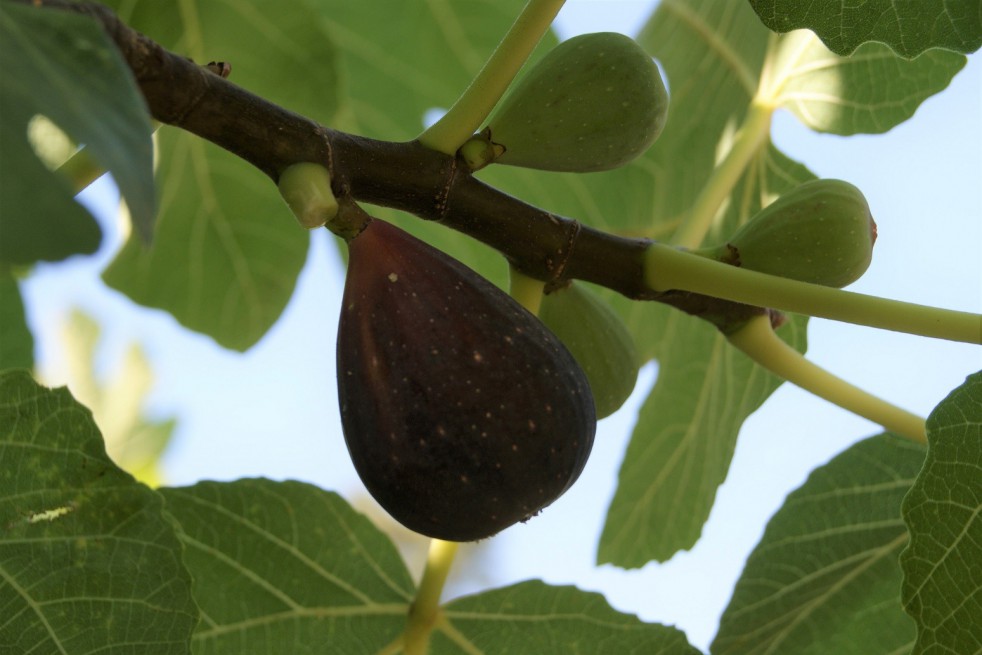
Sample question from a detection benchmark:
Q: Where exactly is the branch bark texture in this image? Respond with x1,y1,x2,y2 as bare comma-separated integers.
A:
24,0,767,329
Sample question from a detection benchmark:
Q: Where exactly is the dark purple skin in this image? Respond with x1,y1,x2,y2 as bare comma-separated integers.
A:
337,219,596,541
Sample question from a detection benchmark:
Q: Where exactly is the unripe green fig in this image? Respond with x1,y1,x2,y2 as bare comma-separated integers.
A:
481,32,668,172
538,283,640,419
700,179,877,288
337,219,596,542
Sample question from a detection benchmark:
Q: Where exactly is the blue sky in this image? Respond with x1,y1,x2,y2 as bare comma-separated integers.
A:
19,1,982,649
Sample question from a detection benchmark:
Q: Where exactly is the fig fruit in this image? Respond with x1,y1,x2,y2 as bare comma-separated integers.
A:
337,218,596,541
699,179,877,288
480,32,668,172
539,283,639,419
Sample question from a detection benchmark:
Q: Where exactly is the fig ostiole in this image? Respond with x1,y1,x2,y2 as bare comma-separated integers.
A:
482,32,669,173
539,282,640,419
695,179,877,288
337,218,596,541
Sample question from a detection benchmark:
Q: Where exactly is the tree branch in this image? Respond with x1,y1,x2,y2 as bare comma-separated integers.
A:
27,0,768,329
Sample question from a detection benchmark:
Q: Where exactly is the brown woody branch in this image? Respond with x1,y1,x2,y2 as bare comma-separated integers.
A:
25,0,768,329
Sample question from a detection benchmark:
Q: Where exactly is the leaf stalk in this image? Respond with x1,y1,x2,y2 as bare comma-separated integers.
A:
403,539,459,654
645,243,982,344
670,100,773,249
727,315,927,443
417,0,566,155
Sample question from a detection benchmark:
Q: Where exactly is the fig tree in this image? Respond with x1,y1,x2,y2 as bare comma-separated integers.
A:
337,218,596,541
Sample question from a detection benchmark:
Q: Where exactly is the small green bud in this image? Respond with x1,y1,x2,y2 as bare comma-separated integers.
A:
278,162,338,230
458,129,506,172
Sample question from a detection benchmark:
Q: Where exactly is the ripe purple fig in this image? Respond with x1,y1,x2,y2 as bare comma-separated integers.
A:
337,219,596,541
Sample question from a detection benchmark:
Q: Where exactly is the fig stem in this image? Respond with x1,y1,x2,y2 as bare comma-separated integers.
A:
670,100,773,249
645,243,982,344
403,539,459,654
727,315,927,443
416,0,566,155
509,265,545,314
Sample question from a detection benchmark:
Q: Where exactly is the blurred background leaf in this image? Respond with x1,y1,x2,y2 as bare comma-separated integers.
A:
48,309,176,487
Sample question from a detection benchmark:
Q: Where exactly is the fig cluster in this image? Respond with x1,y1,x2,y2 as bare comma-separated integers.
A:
335,31,667,541
337,219,596,541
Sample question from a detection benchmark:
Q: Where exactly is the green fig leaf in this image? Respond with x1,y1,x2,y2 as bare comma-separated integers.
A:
900,371,982,655
0,370,197,653
599,308,808,567
0,269,33,370
748,0,982,58
0,3,154,248
712,434,925,654
157,479,415,652
0,2,157,265
761,29,965,135
438,581,701,654
157,479,701,653
102,133,311,352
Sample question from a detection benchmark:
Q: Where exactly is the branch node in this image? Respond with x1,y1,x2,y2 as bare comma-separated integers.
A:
435,155,458,219
551,218,581,283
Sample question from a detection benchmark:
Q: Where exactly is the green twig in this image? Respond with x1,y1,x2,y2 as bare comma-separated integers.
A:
417,0,566,155
57,120,162,196
670,101,773,249
645,243,982,344
728,315,927,442
403,539,459,655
